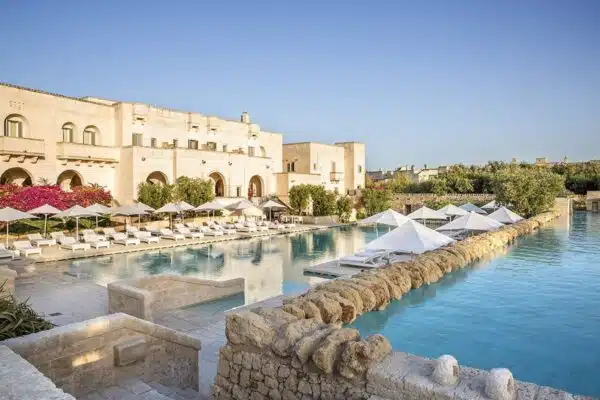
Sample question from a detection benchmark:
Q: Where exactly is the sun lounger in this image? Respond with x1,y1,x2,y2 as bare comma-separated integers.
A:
234,223,257,233
81,229,107,241
133,231,160,244
58,236,90,252
198,226,224,236
126,226,140,236
175,226,204,239
102,227,119,239
82,234,110,249
50,231,66,240
112,233,140,246
268,221,286,230
283,222,296,228
27,233,56,247
159,229,185,241
246,222,268,232
339,250,390,268
208,222,236,235
12,241,42,257
0,244,15,259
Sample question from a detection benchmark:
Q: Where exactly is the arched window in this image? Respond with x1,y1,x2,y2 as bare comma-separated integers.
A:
358,165,363,173
291,162,295,172
62,123,75,143
287,163,291,172
4,114,27,138
83,125,99,145
259,146,266,157
331,161,337,173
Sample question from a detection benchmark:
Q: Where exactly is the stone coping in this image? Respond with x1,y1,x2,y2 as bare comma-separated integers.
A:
1,312,202,356
108,275,244,300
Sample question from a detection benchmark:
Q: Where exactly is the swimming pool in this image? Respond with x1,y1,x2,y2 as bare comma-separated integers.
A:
349,212,600,397
61,225,382,304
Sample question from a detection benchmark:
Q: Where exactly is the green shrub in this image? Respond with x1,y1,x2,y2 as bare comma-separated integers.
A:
289,184,312,215
0,281,53,340
336,196,353,222
137,182,173,209
172,176,214,206
289,184,337,216
361,188,392,216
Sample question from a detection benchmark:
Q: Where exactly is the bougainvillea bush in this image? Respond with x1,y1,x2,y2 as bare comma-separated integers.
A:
0,184,112,211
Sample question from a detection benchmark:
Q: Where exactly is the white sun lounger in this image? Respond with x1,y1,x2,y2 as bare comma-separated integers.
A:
198,226,224,236
102,227,120,240
234,223,257,233
268,221,286,230
112,233,140,246
126,226,140,236
159,229,185,241
133,231,160,244
27,233,56,247
50,231,66,240
175,226,204,239
246,222,268,232
208,222,236,235
0,244,15,259
12,241,42,258
82,234,111,249
339,250,390,269
59,236,90,252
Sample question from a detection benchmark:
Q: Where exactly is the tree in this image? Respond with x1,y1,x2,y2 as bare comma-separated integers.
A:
137,182,172,209
361,188,391,216
389,174,410,194
172,176,214,206
289,184,312,215
491,169,564,217
336,196,353,222
312,188,337,216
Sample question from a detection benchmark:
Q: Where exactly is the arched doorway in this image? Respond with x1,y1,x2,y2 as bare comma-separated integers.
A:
248,175,263,198
209,172,226,197
57,170,83,190
0,167,33,186
146,171,168,185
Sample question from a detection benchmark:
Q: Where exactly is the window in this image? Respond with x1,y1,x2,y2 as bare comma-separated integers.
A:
132,133,143,146
291,162,295,172
172,139,179,148
287,163,291,172
331,161,337,173
259,146,266,157
150,138,157,148
6,120,22,137
358,165,363,173
83,126,98,145
206,142,217,151
62,125,74,142
236,186,242,197
313,163,317,171
222,144,228,152
248,146,255,157
188,139,199,150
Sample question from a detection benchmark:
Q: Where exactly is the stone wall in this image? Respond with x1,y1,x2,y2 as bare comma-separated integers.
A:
1,313,201,398
108,275,244,321
0,345,75,400
392,193,494,213
212,211,588,400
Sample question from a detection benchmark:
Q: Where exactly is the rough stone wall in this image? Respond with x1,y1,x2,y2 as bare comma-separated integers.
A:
0,266,17,294
213,211,573,400
0,345,75,400
1,313,201,398
392,193,494,213
108,275,244,320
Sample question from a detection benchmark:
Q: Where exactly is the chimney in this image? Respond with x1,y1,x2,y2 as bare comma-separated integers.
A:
241,112,250,123
424,164,427,169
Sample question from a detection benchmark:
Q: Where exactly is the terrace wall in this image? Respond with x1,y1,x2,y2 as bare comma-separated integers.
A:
1,313,201,398
213,211,587,399
108,275,244,321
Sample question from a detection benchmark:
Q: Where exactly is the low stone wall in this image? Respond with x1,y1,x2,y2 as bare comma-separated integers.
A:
108,275,244,320
212,211,587,399
302,215,340,225
0,345,75,400
392,193,494,213
0,266,17,294
1,313,201,398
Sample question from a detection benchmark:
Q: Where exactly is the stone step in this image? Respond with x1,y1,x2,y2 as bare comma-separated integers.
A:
78,378,201,400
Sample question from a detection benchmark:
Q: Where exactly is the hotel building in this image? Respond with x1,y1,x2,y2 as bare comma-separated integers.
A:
0,83,365,205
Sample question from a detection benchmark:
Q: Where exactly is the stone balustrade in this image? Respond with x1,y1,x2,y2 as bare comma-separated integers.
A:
108,274,244,320
212,210,592,399
0,313,201,398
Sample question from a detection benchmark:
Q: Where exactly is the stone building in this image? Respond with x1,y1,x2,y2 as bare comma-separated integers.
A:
276,142,365,202
395,164,442,183
0,83,365,205
586,191,600,212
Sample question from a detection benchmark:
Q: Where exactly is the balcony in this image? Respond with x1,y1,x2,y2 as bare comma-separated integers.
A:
330,172,344,182
56,142,119,164
0,136,45,162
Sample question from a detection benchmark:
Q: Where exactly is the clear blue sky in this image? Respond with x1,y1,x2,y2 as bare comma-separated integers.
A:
1,0,599,170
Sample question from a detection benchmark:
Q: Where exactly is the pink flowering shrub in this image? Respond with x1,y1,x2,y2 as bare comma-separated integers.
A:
0,184,112,211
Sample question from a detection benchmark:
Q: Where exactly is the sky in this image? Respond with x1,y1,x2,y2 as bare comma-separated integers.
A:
1,0,599,170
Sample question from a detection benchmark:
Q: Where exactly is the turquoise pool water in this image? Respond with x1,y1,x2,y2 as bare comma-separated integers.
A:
350,212,600,397
62,225,382,304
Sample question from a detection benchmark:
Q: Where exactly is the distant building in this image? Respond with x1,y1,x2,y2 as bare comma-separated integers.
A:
395,165,442,183
586,191,600,212
366,169,394,183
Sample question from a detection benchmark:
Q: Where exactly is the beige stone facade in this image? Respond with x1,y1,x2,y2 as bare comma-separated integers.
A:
277,142,365,202
0,83,363,205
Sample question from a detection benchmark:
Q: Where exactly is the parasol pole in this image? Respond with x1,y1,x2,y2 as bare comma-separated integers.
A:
5,222,9,248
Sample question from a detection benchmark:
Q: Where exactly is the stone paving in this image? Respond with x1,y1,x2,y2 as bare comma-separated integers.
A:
79,377,200,400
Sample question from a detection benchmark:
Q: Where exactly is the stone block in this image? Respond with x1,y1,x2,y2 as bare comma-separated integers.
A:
484,368,516,400
432,354,460,386
537,386,576,400
114,336,148,366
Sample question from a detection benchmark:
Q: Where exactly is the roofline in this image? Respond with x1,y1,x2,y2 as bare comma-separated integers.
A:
333,141,364,145
283,141,347,148
0,82,115,107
